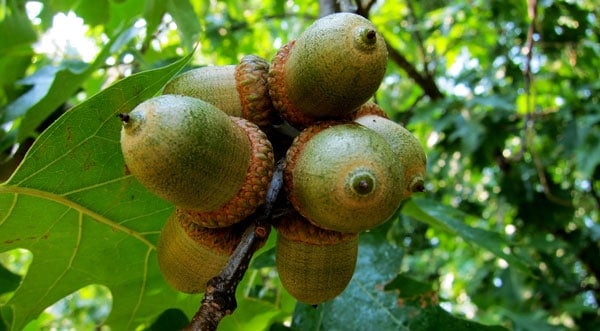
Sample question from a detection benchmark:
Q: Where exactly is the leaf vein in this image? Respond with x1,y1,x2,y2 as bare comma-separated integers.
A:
127,247,152,329
353,279,406,328
0,192,18,227
1,185,155,249
32,209,82,311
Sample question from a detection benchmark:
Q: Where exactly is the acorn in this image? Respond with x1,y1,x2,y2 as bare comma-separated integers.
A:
156,209,244,293
284,122,404,233
275,211,358,305
162,55,273,128
269,12,388,128
353,102,427,200
119,94,274,227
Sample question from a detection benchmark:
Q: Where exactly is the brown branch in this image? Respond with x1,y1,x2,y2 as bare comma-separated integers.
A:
520,0,572,208
590,179,600,211
386,41,444,100
183,160,286,331
355,0,378,18
405,0,431,77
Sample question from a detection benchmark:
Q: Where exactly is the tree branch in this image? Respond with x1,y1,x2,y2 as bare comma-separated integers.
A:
183,160,286,331
405,0,431,77
355,0,378,18
386,41,444,100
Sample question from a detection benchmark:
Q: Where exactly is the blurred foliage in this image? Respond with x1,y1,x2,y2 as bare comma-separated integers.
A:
0,0,599,330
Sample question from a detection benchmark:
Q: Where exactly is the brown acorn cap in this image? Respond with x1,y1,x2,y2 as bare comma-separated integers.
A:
284,122,405,233
275,211,358,305
157,209,244,293
275,210,357,245
353,101,389,119
269,40,316,128
234,55,274,128
184,117,274,228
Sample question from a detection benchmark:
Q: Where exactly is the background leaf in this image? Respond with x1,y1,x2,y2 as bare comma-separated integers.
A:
408,306,508,331
402,196,532,272
3,24,139,145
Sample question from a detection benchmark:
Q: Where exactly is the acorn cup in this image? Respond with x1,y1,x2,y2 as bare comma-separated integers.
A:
275,211,359,305
163,55,273,128
119,94,274,228
284,122,405,233
269,12,388,128
156,209,244,294
353,102,427,200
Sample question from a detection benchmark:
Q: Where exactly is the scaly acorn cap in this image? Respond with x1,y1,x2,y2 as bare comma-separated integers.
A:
162,55,273,128
284,122,404,233
120,95,273,227
269,12,388,128
352,100,389,119
353,103,427,200
275,211,358,305
157,209,244,293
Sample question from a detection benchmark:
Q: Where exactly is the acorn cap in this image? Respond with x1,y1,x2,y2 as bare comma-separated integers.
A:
354,112,427,199
269,13,388,128
234,55,274,128
285,122,404,233
120,95,273,227
157,209,244,293
353,100,389,119
275,211,358,305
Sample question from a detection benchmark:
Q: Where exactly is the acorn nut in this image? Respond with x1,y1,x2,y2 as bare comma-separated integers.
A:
119,94,274,227
269,12,388,128
157,209,243,293
354,102,427,200
163,55,274,128
275,211,358,305
284,122,404,233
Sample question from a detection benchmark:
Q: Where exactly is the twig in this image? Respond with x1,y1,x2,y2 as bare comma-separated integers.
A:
590,179,600,211
355,0,378,18
405,0,432,77
520,0,573,208
183,160,286,331
386,41,444,100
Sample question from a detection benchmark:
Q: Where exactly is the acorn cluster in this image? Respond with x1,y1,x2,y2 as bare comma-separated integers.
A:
119,13,426,305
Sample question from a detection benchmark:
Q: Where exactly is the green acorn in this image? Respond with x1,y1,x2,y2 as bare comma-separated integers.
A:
275,211,358,305
269,12,388,127
354,102,427,200
120,94,273,227
284,122,404,233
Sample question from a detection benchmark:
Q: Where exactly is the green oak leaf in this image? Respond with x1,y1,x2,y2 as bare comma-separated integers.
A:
402,196,533,272
0,52,200,330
